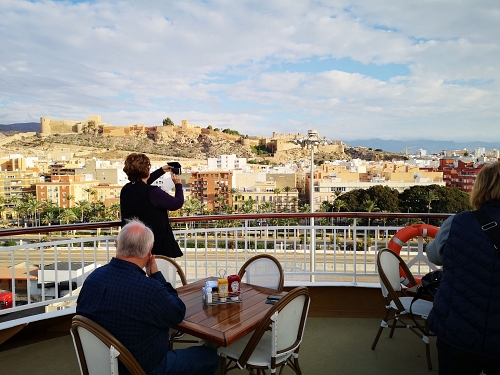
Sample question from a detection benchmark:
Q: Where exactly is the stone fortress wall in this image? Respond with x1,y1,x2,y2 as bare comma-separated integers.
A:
38,115,339,154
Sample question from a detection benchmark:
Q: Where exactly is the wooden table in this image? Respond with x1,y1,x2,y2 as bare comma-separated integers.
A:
172,277,286,347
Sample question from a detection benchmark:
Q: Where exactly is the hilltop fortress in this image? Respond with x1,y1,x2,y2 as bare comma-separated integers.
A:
39,115,344,155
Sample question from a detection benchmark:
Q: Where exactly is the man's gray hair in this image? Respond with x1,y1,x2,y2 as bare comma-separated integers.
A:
117,218,154,258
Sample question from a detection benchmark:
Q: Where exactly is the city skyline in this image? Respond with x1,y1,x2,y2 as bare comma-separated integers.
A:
1,1,499,143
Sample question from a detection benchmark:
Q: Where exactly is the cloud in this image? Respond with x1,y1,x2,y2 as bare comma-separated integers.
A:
0,0,499,143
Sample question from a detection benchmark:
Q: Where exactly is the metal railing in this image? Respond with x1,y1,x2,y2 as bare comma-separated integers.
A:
0,212,451,328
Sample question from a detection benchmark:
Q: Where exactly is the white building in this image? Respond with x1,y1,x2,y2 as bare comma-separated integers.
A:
207,154,247,171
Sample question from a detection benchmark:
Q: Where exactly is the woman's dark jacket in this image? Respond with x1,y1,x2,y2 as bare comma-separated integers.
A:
428,202,500,359
120,169,184,258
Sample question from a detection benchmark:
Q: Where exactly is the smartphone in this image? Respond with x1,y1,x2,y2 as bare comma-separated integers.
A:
167,162,182,175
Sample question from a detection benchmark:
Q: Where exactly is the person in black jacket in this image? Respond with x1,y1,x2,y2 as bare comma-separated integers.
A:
426,161,500,374
120,153,184,258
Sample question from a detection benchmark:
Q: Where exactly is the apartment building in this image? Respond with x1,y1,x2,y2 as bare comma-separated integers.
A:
421,158,485,194
0,170,39,202
190,171,233,212
36,175,100,208
234,181,300,213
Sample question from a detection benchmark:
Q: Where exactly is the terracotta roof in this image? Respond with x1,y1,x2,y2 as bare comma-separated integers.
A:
0,267,38,281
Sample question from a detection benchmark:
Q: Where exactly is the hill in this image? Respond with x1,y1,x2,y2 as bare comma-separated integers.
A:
0,124,400,163
0,122,39,134
347,138,500,154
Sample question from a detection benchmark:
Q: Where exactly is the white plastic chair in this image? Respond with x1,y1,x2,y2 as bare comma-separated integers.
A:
154,255,187,288
71,315,146,375
154,255,200,349
217,286,310,375
371,248,434,370
238,254,284,291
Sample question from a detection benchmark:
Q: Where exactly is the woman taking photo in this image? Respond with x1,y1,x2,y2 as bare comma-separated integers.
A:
120,153,184,258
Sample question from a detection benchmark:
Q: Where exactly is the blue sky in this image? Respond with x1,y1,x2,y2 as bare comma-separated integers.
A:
1,0,499,143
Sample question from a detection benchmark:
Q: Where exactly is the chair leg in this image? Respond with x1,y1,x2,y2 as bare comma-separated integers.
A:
220,357,227,375
372,308,391,350
287,352,303,375
425,339,432,370
389,316,399,338
424,320,432,370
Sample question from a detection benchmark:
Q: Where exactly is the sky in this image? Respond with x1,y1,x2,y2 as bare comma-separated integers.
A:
1,0,499,143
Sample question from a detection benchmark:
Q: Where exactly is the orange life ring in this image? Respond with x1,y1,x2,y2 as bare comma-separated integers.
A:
387,224,439,287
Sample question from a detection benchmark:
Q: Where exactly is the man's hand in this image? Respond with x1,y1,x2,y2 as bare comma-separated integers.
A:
146,254,159,276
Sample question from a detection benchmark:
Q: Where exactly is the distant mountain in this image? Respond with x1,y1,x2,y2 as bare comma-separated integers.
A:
345,138,500,154
0,122,39,133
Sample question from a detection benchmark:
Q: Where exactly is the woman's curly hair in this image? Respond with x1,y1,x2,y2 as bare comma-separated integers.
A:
123,153,150,182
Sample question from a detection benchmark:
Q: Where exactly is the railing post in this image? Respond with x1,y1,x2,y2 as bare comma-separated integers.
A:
310,218,315,282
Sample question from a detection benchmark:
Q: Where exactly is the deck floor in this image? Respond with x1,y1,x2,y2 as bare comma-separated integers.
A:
0,317,438,374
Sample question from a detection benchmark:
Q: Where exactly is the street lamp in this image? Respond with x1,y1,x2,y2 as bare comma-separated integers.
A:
292,130,328,281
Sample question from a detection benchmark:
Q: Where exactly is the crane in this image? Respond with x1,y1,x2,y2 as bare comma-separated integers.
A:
405,146,416,157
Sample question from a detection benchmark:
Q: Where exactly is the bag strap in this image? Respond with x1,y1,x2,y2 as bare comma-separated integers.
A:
471,209,500,250
409,288,435,336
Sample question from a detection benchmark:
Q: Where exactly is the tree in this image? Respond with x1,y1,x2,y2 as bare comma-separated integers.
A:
26,194,41,226
75,200,90,222
273,188,282,212
58,208,77,224
283,186,292,210
65,194,74,207
260,201,273,213
162,117,174,126
215,195,225,213
362,199,379,226
421,190,439,213
242,198,257,214
333,199,347,212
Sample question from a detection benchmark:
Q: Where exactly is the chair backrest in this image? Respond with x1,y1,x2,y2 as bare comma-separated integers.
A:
237,286,310,368
238,254,284,291
71,315,147,375
155,255,187,287
377,249,417,310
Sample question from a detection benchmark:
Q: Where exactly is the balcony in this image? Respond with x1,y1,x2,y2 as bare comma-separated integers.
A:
0,212,446,373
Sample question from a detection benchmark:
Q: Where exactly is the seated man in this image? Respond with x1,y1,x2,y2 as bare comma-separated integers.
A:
76,219,218,375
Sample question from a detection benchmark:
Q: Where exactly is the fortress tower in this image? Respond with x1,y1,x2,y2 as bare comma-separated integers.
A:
40,117,51,135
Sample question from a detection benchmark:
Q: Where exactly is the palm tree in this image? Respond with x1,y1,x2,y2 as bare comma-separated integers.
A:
66,194,74,207
107,203,121,221
260,201,273,213
273,188,281,212
75,200,90,222
299,204,310,213
0,197,6,223
363,199,379,226
58,208,77,224
12,198,26,227
242,198,257,214
84,188,97,202
332,199,347,224
319,201,331,213
41,210,55,226
333,199,346,212
182,199,202,230
283,186,291,210
26,195,41,226
422,190,439,213
215,195,225,213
